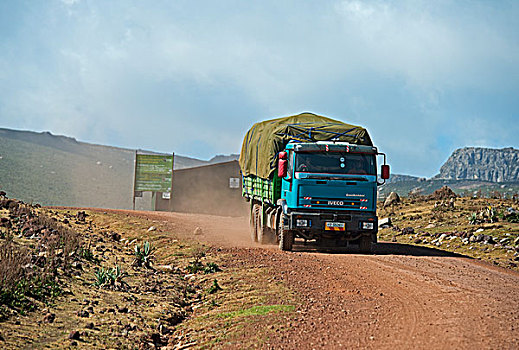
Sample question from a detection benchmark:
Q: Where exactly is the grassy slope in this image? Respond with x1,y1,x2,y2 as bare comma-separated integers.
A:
378,197,519,271
0,136,134,208
0,129,217,209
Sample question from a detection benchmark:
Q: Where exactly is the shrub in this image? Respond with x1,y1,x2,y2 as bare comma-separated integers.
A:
186,259,204,274
207,279,222,294
0,235,63,319
204,262,221,274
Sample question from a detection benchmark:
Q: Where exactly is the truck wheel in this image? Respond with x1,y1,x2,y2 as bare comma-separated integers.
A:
250,204,260,243
359,235,372,254
278,214,294,251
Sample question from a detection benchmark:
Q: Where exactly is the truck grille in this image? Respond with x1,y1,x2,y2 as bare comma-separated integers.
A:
310,198,360,209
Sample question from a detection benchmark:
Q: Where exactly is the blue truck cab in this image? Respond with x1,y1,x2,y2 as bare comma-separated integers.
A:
277,141,382,251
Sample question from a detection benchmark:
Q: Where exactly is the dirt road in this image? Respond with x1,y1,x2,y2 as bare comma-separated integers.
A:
114,210,519,349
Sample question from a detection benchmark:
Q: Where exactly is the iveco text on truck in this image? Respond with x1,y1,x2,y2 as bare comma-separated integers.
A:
239,113,390,252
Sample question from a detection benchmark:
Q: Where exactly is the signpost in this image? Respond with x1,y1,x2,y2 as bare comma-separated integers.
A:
132,152,174,210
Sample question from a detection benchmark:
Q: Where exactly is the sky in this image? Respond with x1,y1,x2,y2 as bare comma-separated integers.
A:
0,0,517,177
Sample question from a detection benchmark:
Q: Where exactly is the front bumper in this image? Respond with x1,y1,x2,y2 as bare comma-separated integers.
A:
287,209,378,238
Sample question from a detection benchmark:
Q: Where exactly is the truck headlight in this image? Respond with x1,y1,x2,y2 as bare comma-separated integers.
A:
362,222,374,230
296,219,308,227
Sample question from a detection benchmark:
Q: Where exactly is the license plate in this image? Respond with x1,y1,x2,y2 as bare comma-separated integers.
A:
325,222,345,231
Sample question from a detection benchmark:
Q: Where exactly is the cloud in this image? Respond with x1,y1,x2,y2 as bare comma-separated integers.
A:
61,0,80,6
0,0,517,174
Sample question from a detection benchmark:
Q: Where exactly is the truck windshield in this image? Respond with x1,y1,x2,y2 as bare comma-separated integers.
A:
295,152,375,175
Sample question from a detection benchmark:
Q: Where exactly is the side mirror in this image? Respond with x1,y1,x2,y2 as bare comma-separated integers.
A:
381,164,390,180
278,151,288,178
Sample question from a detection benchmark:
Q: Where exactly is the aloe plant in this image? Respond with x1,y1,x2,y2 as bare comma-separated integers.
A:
133,241,154,268
93,265,128,290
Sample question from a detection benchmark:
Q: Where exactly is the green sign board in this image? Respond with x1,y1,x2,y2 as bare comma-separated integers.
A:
134,154,173,192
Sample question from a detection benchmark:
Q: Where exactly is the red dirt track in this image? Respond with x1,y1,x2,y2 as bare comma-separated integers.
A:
97,209,519,349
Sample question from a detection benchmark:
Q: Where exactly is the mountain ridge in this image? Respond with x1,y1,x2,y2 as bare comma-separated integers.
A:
434,146,518,182
0,127,238,208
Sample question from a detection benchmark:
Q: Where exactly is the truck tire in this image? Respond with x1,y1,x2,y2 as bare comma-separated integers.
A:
278,214,294,251
359,235,372,254
257,211,267,244
257,207,276,244
250,204,260,243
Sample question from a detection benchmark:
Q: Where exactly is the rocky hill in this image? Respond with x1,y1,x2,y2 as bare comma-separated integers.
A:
435,147,519,182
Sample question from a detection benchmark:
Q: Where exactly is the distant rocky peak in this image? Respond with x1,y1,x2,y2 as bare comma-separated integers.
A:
435,147,519,182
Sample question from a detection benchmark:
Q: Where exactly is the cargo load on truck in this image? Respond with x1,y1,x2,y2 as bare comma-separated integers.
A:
239,112,373,180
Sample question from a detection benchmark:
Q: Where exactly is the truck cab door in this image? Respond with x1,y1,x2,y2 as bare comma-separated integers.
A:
281,150,293,198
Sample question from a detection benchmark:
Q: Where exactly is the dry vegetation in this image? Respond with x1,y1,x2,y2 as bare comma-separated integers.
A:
2,187,518,348
379,187,519,271
0,194,296,349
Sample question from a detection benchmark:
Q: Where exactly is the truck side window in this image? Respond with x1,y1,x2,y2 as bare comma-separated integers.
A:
287,150,293,179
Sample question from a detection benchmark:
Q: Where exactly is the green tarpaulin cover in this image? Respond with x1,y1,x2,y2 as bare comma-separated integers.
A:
239,112,373,179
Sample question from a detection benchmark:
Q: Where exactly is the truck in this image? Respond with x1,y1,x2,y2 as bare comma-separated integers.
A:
239,112,389,252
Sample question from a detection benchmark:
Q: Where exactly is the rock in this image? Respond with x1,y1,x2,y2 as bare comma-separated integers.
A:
414,238,422,244
110,232,121,241
475,228,485,233
429,186,457,200
147,226,156,232
159,324,169,335
439,234,448,241
43,313,55,323
71,261,82,270
401,227,415,235
484,236,496,244
469,235,477,243
150,333,168,346
378,218,392,228
384,192,400,208
85,322,94,329
77,310,89,318
68,331,81,340
448,197,456,208
118,306,128,314
425,223,436,229
76,211,88,222
193,227,203,235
